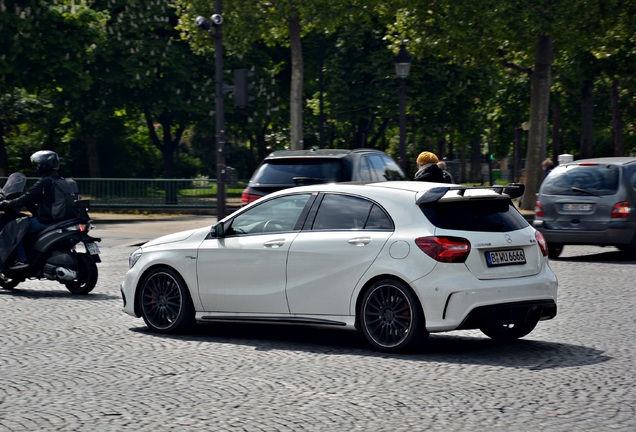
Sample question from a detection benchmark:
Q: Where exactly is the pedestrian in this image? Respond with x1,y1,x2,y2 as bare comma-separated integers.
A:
414,151,446,183
0,150,62,268
542,158,554,180
437,161,455,183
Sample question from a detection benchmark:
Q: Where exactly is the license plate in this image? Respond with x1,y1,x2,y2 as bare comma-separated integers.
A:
485,249,526,267
562,203,592,212
86,243,100,255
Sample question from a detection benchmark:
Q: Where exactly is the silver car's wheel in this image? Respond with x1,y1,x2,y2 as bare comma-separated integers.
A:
360,279,427,353
139,268,195,333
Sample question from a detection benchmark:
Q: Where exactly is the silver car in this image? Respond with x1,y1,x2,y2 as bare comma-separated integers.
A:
533,157,636,258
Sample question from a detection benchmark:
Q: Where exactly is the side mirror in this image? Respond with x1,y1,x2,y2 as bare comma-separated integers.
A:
211,221,226,238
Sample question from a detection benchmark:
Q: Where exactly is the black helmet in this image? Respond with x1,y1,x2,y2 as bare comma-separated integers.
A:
31,150,60,175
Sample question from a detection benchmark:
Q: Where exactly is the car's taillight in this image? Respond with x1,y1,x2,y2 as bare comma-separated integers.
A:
241,189,262,204
611,201,631,219
534,201,544,218
415,236,471,263
535,230,548,257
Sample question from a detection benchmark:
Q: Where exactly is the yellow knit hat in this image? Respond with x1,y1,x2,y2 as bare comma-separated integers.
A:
416,151,439,166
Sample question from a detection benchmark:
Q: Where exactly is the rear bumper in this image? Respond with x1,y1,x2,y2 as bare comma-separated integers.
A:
533,220,636,246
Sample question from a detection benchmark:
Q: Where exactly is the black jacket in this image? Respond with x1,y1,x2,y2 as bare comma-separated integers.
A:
8,175,60,223
414,164,446,183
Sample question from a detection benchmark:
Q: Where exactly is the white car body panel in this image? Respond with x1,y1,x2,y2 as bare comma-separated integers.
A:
196,232,299,313
285,230,392,315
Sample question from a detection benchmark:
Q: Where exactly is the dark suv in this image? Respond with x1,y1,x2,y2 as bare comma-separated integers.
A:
241,148,406,204
533,157,636,258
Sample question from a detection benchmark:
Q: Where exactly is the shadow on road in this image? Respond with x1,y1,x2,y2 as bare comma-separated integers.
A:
0,286,119,301
555,249,635,264
130,321,611,370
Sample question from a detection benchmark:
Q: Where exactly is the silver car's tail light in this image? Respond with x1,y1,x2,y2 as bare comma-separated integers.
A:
611,201,631,219
534,201,544,218
415,236,471,263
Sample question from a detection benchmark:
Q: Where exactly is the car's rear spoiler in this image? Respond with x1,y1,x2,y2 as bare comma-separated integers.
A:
416,183,525,205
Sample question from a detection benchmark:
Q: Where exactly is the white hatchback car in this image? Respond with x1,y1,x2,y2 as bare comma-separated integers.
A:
121,181,558,353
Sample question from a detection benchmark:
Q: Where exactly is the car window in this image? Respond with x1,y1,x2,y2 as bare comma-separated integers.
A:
311,194,393,230
421,199,528,232
228,193,312,235
253,159,344,185
541,164,620,196
368,155,388,181
358,156,374,182
381,155,406,180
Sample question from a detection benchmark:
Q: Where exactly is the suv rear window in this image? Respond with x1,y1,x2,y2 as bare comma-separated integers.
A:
541,164,620,196
421,199,528,232
254,159,344,185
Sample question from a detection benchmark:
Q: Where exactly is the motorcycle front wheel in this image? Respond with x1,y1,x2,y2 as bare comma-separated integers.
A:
64,253,98,295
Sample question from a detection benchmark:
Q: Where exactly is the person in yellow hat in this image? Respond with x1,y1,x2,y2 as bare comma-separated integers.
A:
414,151,445,182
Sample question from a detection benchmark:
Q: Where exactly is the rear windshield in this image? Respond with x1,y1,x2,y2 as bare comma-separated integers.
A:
541,164,620,196
421,199,528,232
253,159,345,185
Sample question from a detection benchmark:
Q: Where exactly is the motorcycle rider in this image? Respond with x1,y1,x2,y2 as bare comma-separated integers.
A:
0,150,62,269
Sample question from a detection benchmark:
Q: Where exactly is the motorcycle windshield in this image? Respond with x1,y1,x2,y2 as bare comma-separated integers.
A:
1,172,27,199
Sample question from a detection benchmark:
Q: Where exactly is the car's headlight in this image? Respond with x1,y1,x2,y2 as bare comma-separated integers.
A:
129,248,143,268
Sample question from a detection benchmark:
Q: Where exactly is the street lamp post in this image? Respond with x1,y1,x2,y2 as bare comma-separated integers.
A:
394,46,411,173
196,0,227,219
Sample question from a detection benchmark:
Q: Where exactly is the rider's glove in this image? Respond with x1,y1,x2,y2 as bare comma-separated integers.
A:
0,200,11,210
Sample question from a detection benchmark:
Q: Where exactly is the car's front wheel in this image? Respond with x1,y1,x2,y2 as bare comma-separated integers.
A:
139,267,195,333
360,279,427,353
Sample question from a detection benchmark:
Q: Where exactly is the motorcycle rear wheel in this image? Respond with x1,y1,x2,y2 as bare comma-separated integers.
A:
64,254,98,295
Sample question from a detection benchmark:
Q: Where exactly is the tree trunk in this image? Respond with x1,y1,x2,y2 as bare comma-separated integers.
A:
551,94,561,164
580,79,594,159
611,78,625,156
86,137,101,178
520,35,553,211
288,14,304,150
513,125,522,183
470,140,481,183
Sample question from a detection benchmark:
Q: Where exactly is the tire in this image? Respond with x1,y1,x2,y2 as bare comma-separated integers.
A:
360,279,428,353
480,317,539,341
139,267,195,333
547,243,563,259
64,254,98,295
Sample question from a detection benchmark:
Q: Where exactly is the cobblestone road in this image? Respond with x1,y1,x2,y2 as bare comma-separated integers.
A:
1,218,635,431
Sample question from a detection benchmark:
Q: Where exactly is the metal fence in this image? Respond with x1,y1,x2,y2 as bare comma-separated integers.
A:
1,177,245,214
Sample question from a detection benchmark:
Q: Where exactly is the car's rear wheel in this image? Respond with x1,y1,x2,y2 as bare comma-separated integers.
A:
360,279,427,353
479,317,539,341
139,267,195,333
547,243,563,259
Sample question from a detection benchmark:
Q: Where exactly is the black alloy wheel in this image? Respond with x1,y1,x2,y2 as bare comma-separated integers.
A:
139,267,195,333
360,279,427,353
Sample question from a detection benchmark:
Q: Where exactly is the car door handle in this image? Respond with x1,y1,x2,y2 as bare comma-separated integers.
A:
348,237,371,246
264,239,286,248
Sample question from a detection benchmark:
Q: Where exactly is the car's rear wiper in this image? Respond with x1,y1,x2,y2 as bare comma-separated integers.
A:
570,186,600,197
293,177,327,185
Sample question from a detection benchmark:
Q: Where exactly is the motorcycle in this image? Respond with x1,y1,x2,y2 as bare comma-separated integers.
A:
0,173,102,294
